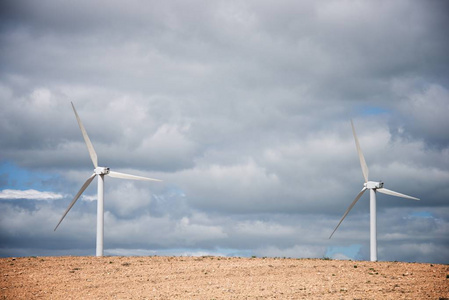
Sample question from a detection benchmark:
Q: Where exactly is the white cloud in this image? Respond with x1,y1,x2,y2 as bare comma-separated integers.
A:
330,253,352,260
0,189,64,200
81,194,96,202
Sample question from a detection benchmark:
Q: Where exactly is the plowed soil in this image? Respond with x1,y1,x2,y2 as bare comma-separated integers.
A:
1,256,448,299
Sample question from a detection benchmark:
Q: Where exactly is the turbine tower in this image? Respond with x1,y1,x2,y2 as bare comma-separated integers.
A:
55,102,161,257
329,120,419,261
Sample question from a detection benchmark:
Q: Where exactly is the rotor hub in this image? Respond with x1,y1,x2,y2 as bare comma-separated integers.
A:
95,167,110,175
364,181,383,189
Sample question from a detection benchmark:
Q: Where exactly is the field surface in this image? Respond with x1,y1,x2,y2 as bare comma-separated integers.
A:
1,256,448,299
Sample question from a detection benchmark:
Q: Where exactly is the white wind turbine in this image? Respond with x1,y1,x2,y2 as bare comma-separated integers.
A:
329,120,419,261
55,102,162,257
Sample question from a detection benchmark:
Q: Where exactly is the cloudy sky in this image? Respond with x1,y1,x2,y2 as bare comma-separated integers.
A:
1,0,448,263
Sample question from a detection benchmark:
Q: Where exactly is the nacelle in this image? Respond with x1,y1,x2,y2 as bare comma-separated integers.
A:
364,181,384,189
95,167,110,175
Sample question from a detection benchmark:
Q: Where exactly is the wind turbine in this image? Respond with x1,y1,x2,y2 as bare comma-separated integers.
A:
329,120,419,261
55,102,162,257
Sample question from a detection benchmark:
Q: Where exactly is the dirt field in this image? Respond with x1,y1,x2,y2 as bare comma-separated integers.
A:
1,256,448,299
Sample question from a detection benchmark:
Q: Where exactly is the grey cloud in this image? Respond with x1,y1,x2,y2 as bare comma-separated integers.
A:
391,84,449,148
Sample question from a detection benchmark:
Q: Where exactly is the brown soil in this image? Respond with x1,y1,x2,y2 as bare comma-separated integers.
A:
1,256,448,299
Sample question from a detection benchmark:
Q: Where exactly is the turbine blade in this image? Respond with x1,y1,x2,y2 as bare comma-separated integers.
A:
54,173,97,231
377,188,420,200
108,171,162,182
329,187,367,239
72,102,98,168
351,120,369,183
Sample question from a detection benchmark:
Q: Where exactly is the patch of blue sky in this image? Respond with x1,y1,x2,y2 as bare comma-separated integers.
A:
409,211,433,218
325,244,362,260
163,186,186,198
359,106,390,116
0,160,60,191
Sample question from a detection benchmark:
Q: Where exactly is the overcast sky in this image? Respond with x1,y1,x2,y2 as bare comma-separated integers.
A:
1,0,448,263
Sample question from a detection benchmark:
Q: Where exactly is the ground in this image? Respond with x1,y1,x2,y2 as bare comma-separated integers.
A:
1,256,448,299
